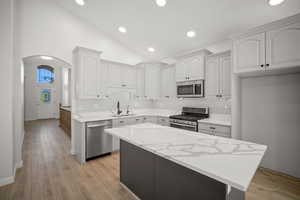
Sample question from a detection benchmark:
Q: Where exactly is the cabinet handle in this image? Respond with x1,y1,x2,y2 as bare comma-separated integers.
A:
136,119,140,121
120,121,124,123
260,64,264,68
209,127,216,130
266,64,270,67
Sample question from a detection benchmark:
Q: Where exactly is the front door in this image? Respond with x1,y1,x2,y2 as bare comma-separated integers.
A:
36,84,58,119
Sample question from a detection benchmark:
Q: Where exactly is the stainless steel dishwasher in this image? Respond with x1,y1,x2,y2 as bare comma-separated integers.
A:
86,120,113,160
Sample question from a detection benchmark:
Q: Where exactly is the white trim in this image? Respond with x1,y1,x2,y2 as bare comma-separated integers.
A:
0,176,14,187
15,160,23,169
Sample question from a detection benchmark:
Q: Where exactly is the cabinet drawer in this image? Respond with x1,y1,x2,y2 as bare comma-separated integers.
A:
112,118,131,127
198,123,230,133
143,116,158,123
157,117,170,126
132,117,144,124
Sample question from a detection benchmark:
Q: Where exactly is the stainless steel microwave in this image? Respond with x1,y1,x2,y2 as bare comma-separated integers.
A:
177,80,204,98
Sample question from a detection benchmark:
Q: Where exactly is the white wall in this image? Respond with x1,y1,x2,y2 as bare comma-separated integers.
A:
11,0,145,174
0,0,14,185
24,59,63,121
18,0,144,65
241,73,300,178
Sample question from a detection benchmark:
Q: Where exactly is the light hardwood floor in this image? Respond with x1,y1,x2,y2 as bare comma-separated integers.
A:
0,119,299,200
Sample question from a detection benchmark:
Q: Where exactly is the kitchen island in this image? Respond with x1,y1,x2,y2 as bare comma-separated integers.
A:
105,123,267,200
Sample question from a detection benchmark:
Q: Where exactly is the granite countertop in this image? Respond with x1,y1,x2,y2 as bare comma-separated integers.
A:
73,109,180,123
198,114,231,127
105,123,266,192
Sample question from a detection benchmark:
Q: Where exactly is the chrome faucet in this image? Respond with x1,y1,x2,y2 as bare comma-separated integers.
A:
126,105,130,115
117,101,122,115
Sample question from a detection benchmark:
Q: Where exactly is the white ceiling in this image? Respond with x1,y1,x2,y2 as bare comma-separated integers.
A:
54,0,300,61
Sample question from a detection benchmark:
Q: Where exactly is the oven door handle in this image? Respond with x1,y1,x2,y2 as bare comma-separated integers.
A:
170,122,196,128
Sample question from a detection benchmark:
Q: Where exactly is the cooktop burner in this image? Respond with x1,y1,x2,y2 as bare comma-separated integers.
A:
169,107,209,122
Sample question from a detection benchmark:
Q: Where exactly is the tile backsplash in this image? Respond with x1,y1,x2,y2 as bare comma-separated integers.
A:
75,96,231,115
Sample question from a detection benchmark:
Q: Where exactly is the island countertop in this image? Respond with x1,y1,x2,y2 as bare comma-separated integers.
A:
105,123,267,192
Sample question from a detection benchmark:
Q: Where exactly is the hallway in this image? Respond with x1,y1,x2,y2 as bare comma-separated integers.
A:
0,120,299,200
0,120,135,200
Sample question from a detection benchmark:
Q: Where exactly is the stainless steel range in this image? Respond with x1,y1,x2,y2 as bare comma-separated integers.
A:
169,107,209,132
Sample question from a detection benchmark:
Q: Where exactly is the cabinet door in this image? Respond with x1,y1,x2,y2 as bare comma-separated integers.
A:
122,66,136,89
205,57,220,97
233,33,266,73
266,22,300,70
175,61,187,82
161,67,176,98
188,56,205,80
145,65,161,99
219,55,231,97
136,67,145,98
77,51,101,99
107,63,122,88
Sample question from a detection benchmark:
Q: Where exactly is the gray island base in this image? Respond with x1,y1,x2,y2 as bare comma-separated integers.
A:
120,140,245,200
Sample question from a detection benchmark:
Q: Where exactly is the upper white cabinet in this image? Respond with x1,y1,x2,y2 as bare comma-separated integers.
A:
144,63,162,99
233,15,300,75
206,51,231,97
233,33,266,73
176,50,211,82
135,65,145,98
266,22,300,70
161,66,176,98
73,47,103,99
106,61,136,89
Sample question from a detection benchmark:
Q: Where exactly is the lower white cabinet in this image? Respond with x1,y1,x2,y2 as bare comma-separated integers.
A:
143,116,158,123
198,123,231,138
157,117,170,126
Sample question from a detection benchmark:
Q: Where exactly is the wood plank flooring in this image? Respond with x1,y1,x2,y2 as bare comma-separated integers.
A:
0,119,299,200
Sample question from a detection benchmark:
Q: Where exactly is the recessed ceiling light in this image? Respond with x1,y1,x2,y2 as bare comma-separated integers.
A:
148,47,155,52
75,0,85,6
186,30,196,38
156,0,167,7
268,0,285,6
40,56,53,60
118,26,127,33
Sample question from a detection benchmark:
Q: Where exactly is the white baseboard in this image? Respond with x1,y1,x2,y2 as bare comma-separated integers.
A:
0,176,14,187
0,160,24,187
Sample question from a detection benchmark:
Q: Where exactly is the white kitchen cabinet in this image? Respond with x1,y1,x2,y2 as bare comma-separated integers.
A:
266,22,300,70
107,87,136,102
73,47,103,99
198,123,231,138
233,16,300,75
175,60,187,82
233,33,266,74
175,50,211,82
161,66,176,98
144,63,161,99
143,116,158,123
206,51,231,97
157,117,170,126
219,54,231,97
136,66,145,98
106,61,136,89
206,56,219,97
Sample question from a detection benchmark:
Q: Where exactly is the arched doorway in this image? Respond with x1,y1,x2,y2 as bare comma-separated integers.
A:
23,55,71,121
